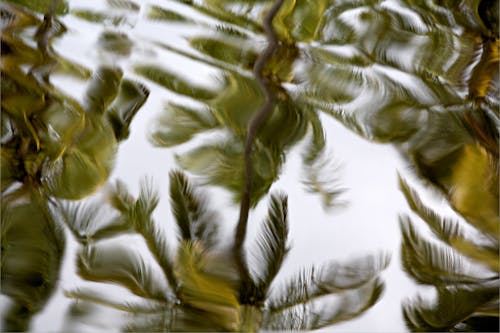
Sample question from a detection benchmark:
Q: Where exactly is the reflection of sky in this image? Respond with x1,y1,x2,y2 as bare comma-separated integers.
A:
4,0,471,331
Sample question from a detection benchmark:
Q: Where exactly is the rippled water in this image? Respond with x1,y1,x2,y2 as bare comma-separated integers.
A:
1,0,498,332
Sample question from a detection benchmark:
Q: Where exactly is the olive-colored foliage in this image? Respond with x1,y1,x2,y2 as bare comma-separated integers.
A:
63,171,389,332
135,1,347,208
399,175,499,332
134,0,499,331
1,4,149,200
1,3,149,330
136,0,497,209
1,187,65,332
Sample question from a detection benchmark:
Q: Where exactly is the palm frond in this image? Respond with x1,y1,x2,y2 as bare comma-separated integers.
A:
399,215,493,286
4,0,68,15
467,38,499,101
302,147,347,210
122,312,174,332
264,278,385,330
307,278,385,329
267,252,390,312
77,242,169,302
107,179,135,212
190,35,257,70
258,95,310,147
180,0,263,35
399,175,499,271
176,139,279,206
146,5,194,23
134,65,217,101
84,66,123,115
60,200,131,243
1,192,65,331
169,170,220,249
107,79,150,141
403,283,500,331
64,287,168,314
149,102,218,148
448,143,499,238
249,192,289,301
108,179,178,293
174,241,240,331
97,30,133,57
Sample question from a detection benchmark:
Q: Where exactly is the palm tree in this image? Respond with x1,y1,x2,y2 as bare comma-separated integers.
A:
63,170,389,332
126,0,350,209
129,0,498,204
1,3,149,330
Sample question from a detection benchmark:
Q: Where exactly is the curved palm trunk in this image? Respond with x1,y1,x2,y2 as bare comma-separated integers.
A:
233,0,284,300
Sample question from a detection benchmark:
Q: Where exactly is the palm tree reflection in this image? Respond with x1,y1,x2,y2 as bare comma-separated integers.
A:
63,170,389,331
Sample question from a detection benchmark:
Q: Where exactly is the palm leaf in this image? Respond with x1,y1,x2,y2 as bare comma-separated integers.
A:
134,65,217,101
149,102,218,147
249,192,289,302
302,142,347,210
84,66,123,115
176,138,279,206
264,278,385,330
399,176,499,272
60,201,131,243
399,215,494,286
106,0,139,12
449,143,499,237
97,30,133,57
174,241,240,331
64,287,168,314
403,284,499,331
307,278,385,330
108,179,179,292
169,170,220,249
146,5,193,23
70,9,130,26
77,242,169,302
1,190,65,331
190,35,258,70
4,0,68,15
180,0,262,35
42,148,113,200
107,79,150,141
267,252,390,312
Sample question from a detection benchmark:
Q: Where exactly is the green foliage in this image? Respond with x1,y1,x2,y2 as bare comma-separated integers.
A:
1,4,149,329
1,4,149,200
65,171,389,331
399,177,499,331
147,5,193,23
169,170,221,249
135,2,347,207
134,65,217,101
250,193,289,296
4,0,68,15
1,188,65,331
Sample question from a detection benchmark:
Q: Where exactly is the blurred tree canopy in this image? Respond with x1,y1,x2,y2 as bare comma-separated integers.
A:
1,0,499,331
1,2,148,330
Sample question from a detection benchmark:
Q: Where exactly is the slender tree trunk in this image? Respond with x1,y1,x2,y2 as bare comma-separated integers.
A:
233,0,284,298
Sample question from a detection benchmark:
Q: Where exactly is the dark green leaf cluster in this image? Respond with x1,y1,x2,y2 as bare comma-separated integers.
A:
399,176,499,331
1,4,149,330
1,188,65,331
1,4,149,199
